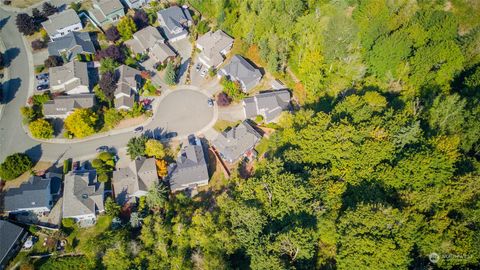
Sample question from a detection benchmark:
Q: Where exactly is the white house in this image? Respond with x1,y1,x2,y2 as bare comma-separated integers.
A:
49,61,91,95
41,9,83,41
196,30,234,68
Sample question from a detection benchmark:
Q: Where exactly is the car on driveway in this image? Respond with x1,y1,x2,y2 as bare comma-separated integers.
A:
195,63,202,72
96,146,109,153
134,126,144,133
36,84,49,91
36,73,48,80
164,132,177,139
208,99,214,107
200,68,208,78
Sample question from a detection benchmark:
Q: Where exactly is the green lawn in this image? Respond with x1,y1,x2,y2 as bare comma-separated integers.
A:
213,120,240,132
66,215,112,253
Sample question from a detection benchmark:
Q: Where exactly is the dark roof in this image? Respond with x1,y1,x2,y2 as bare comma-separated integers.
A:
47,32,95,62
63,170,104,218
212,121,262,162
4,176,53,212
43,94,95,117
243,90,291,122
170,140,209,191
0,220,25,265
157,6,192,39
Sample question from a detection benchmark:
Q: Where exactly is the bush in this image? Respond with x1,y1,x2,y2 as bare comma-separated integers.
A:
31,39,46,50
105,26,120,42
221,78,246,101
98,152,113,162
97,173,109,183
29,118,54,139
32,92,51,105
44,55,63,68
196,20,210,35
216,92,231,106
63,159,71,174
0,153,33,180
62,218,75,228
28,225,39,234
35,65,45,73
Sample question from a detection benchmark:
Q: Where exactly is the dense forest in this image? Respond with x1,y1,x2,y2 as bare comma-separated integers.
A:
36,0,480,269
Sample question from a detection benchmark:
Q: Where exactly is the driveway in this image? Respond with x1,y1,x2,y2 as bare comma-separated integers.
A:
170,38,192,84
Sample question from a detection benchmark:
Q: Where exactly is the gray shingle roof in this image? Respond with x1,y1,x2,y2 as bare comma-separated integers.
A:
47,32,95,62
150,43,176,63
157,6,192,39
220,55,262,91
114,65,140,109
49,61,90,92
125,26,165,55
63,170,104,218
95,0,124,15
0,220,25,265
112,157,158,204
212,121,262,163
4,175,57,212
170,140,209,191
197,30,234,67
41,9,81,37
243,90,290,122
43,94,95,118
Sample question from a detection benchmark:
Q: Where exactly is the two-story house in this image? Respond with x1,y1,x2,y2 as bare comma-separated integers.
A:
157,5,193,42
49,61,92,95
196,30,234,68
47,32,95,62
113,65,142,110
43,94,96,119
212,121,262,163
125,26,177,65
89,0,125,27
41,9,83,41
218,55,263,92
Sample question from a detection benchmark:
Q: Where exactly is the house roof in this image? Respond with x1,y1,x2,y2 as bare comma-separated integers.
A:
95,0,123,15
115,95,135,109
197,30,234,67
49,61,90,92
43,94,95,117
150,43,176,63
112,157,158,204
212,121,262,162
170,140,209,191
243,90,290,122
125,26,164,55
47,32,95,62
220,55,262,91
42,9,81,37
115,65,140,95
157,6,192,39
63,170,104,218
4,174,60,212
0,220,25,264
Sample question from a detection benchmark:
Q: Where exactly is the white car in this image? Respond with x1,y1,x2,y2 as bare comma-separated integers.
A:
200,68,208,78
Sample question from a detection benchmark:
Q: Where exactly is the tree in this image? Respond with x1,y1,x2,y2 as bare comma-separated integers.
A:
42,2,58,17
103,107,124,129
145,139,165,159
31,39,46,50
16,13,36,35
117,16,137,40
61,218,75,228
99,58,119,74
32,8,45,22
145,183,169,211
196,20,210,35
105,197,121,217
20,106,39,124
105,26,120,42
98,71,118,105
216,92,231,106
156,159,168,178
97,45,125,63
29,118,54,139
164,62,176,85
64,108,98,138
44,55,63,68
0,153,33,180
127,135,148,159
221,78,246,101
103,245,132,270
133,9,149,29
69,2,82,12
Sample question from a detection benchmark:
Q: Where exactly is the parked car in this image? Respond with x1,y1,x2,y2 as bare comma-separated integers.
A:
37,78,49,85
134,126,144,133
200,68,208,77
207,99,214,107
195,63,202,72
164,132,177,139
35,73,48,80
36,84,49,91
72,161,80,171
96,146,109,153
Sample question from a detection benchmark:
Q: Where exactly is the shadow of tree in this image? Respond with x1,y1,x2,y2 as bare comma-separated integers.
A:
2,77,21,104
0,16,9,31
3,47,20,68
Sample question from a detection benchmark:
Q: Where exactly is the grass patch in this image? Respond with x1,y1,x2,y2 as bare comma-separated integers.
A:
213,120,239,132
65,215,112,253
34,255,96,270
255,137,270,157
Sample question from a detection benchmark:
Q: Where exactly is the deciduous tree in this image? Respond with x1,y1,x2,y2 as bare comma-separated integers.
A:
29,118,54,139
64,108,98,138
0,153,33,180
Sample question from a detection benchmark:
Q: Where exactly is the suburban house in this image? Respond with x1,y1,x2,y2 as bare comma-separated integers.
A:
63,170,105,226
169,137,209,192
121,0,149,10
125,26,177,64
112,157,158,205
0,220,28,270
3,173,62,215
114,65,141,110
150,43,176,65
157,5,193,42
212,121,262,163
41,9,83,41
196,30,234,68
43,94,96,119
89,0,125,27
49,61,91,95
243,90,291,123
218,55,263,92
47,32,95,62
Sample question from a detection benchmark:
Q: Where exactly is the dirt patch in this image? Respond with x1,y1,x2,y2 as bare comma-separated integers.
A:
115,115,147,129
3,161,53,190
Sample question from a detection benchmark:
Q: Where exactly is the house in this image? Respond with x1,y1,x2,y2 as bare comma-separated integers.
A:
121,0,149,10
150,43,176,65
41,9,83,41
218,55,262,92
196,30,234,68
3,173,62,215
47,32,95,62
125,26,165,56
112,157,158,205
212,121,262,163
63,170,105,226
43,94,96,119
169,137,209,192
49,61,91,94
114,65,141,110
89,0,125,27
157,5,193,42
0,220,28,270
243,90,291,123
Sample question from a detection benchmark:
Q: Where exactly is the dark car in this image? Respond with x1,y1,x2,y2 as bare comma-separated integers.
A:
36,84,49,91
96,146,109,153
195,63,202,72
188,134,196,145
164,132,177,139
207,99,214,107
134,126,144,133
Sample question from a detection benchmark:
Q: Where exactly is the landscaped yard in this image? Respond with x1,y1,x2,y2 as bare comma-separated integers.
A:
213,119,239,132
66,215,112,253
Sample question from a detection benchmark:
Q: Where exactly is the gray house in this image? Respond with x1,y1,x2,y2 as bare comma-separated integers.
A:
112,157,158,204
114,65,141,110
41,9,83,41
218,55,262,92
89,0,125,26
212,121,262,163
243,90,291,123
157,5,193,42
4,173,62,215
169,137,209,192
121,0,149,9
47,32,95,62
43,94,96,119
63,170,104,227
125,26,165,55
0,220,28,270
49,61,92,94
196,30,234,68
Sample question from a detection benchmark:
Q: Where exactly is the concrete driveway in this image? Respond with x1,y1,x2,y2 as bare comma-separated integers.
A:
170,38,192,84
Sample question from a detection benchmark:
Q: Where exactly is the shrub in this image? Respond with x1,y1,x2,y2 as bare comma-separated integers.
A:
35,65,45,73
221,78,246,101
62,218,75,228
31,39,46,50
255,115,264,123
0,153,33,180
63,159,71,174
44,55,63,68
98,152,113,162
29,118,54,139
216,92,231,106
97,173,109,183
105,26,120,42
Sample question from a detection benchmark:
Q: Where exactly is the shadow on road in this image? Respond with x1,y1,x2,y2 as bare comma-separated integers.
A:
3,47,20,68
25,144,43,165
177,57,190,83
0,16,9,31
2,77,21,103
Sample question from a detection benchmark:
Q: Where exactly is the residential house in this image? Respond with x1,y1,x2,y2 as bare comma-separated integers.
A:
243,90,291,123
63,170,105,226
112,157,158,204
3,173,62,215
150,43,176,65
49,61,92,94
218,55,262,92
114,65,141,110
121,0,149,9
0,220,28,270
169,137,209,192
125,26,176,64
47,32,95,62
196,30,234,68
43,94,96,119
157,5,193,42
41,9,83,41
89,0,125,27
212,120,262,163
